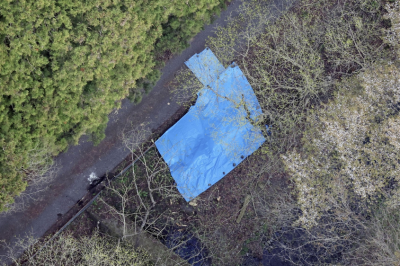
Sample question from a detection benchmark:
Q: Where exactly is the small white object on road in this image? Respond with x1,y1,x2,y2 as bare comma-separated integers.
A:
88,172,98,184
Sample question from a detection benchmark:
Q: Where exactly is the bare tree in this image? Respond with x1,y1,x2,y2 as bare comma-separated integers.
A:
100,125,180,238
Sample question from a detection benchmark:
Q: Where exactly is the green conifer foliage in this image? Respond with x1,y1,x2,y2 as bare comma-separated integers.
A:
0,0,225,211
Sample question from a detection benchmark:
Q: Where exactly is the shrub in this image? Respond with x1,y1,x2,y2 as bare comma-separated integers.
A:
3,231,150,266
282,62,400,227
205,0,386,146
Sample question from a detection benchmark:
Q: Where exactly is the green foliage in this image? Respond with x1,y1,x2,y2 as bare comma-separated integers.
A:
127,69,161,103
155,0,226,54
0,0,226,211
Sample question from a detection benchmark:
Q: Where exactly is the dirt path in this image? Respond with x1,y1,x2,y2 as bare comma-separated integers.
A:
0,0,296,263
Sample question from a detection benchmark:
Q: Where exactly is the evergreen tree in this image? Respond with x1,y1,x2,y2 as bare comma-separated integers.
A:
0,0,225,211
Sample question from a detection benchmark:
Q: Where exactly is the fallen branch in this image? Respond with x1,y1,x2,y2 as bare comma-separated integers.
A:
236,195,251,223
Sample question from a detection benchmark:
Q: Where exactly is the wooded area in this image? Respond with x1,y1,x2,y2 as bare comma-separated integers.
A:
2,0,400,265
0,0,226,211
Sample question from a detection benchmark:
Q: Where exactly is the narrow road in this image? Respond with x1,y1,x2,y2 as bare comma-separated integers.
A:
0,0,295,263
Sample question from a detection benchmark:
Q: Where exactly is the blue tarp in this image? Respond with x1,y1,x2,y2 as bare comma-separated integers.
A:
184,48,225,86
156,49,265,201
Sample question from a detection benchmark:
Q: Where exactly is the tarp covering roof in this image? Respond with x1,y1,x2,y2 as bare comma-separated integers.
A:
156,49,265,201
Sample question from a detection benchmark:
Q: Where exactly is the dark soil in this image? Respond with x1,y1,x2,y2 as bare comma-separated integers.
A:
38,102,193,244
64,211,98,238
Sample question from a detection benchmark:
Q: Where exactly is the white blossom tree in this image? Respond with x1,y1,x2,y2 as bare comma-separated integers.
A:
282,62,400,228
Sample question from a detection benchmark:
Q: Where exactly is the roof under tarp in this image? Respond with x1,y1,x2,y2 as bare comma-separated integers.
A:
155,48,265,201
